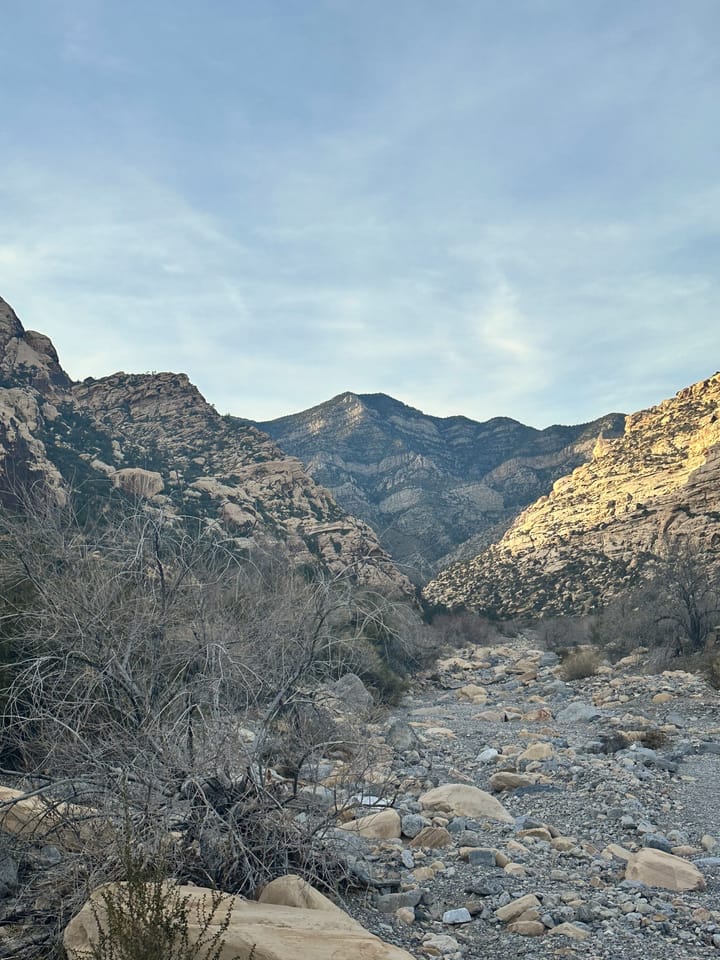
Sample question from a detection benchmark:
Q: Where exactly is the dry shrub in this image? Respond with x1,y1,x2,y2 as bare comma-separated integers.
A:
704,652,720,690
560,646,600,681
640,727,669,749
537,614,598,653
426,611,502,650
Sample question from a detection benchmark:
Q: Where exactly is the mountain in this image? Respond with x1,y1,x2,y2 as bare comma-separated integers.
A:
256,392,625,581
0,296,411,595
424,373,720,618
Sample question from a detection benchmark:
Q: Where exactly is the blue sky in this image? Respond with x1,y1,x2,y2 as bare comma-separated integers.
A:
2,1,719,426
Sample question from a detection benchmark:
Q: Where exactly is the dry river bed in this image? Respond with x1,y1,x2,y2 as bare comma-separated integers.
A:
336,641,720,960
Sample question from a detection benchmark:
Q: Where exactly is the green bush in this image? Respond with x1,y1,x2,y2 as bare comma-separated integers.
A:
80,830,243,960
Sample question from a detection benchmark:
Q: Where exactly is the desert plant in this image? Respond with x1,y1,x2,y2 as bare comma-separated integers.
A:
702,650,720,690
77,822,242,960
559,646,600,681
0,488,418,956
537,614,600,653
643,539,720,654
640,727,670,749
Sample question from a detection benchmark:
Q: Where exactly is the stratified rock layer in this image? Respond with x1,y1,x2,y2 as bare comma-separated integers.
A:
257,393,624,580
425,373,720,617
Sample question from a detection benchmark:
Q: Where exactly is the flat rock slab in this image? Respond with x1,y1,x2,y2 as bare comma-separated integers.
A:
65,879,416,960
625,848,706,891
419,784,514,823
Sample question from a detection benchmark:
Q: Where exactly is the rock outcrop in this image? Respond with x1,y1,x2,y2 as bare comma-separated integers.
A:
256,392,624,581
425,373,720,617
64,876,416,960
0,297,411,594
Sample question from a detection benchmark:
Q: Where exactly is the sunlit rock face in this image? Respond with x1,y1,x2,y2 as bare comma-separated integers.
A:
0,296,411,595
257,392,624,582
424,373,720,617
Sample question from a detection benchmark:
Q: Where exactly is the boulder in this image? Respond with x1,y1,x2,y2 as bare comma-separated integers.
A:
408,826,453,849
496,894,541,923
339,808,402,839
624,848,706,891
419,784,513,823
111,468,164,498
258,875,343,914
64,879,416,960
0,785,101,851
325,673,373,714
489,772,537,793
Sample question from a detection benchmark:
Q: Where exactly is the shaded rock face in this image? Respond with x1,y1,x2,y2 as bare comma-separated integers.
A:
257,392,624,581
0,297,411,594
425,373,720,617
0,298,71,394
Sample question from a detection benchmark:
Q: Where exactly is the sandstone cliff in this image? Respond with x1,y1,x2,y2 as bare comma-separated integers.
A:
424,373,720,618
0,297,411,595
257,392,624,581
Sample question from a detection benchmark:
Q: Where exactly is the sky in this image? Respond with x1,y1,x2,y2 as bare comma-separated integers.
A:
1,1,719,427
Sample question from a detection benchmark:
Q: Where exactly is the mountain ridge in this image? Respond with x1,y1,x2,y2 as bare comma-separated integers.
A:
0,296,412,595
424,372,720,618
255,391,625,580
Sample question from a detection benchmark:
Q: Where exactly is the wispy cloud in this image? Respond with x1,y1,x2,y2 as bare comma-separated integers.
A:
1,1,719,427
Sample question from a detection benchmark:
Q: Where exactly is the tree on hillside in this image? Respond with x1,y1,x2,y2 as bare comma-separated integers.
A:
648,538,720,654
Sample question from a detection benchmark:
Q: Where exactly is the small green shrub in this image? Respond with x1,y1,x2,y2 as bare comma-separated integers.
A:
80,831,242,960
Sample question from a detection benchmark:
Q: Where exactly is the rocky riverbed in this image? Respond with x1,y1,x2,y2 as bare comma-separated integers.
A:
337,640,720,959
2,637,720,959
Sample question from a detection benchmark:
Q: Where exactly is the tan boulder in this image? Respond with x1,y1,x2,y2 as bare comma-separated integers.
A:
64,880,416,960
409,826,453,849
489,772,537,793
508,920,545,936
112,468,164,498
0,785,102,851
549,922,590,940
455,684,487,703
624,848,706,891
518,742,554,762
419,784,513,823
495,894,541,923
339,808,402,839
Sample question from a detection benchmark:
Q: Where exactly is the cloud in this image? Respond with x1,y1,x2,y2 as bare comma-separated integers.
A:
1,1,719,428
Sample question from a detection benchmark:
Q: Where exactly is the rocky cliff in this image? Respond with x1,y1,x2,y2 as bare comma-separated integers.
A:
257,393,624,581
0,296,411,595
424,373,720,618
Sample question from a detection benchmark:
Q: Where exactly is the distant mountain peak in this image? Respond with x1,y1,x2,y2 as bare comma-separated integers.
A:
256,394,625,581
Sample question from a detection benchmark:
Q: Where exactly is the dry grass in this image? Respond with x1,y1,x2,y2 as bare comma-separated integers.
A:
560,646,600,681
